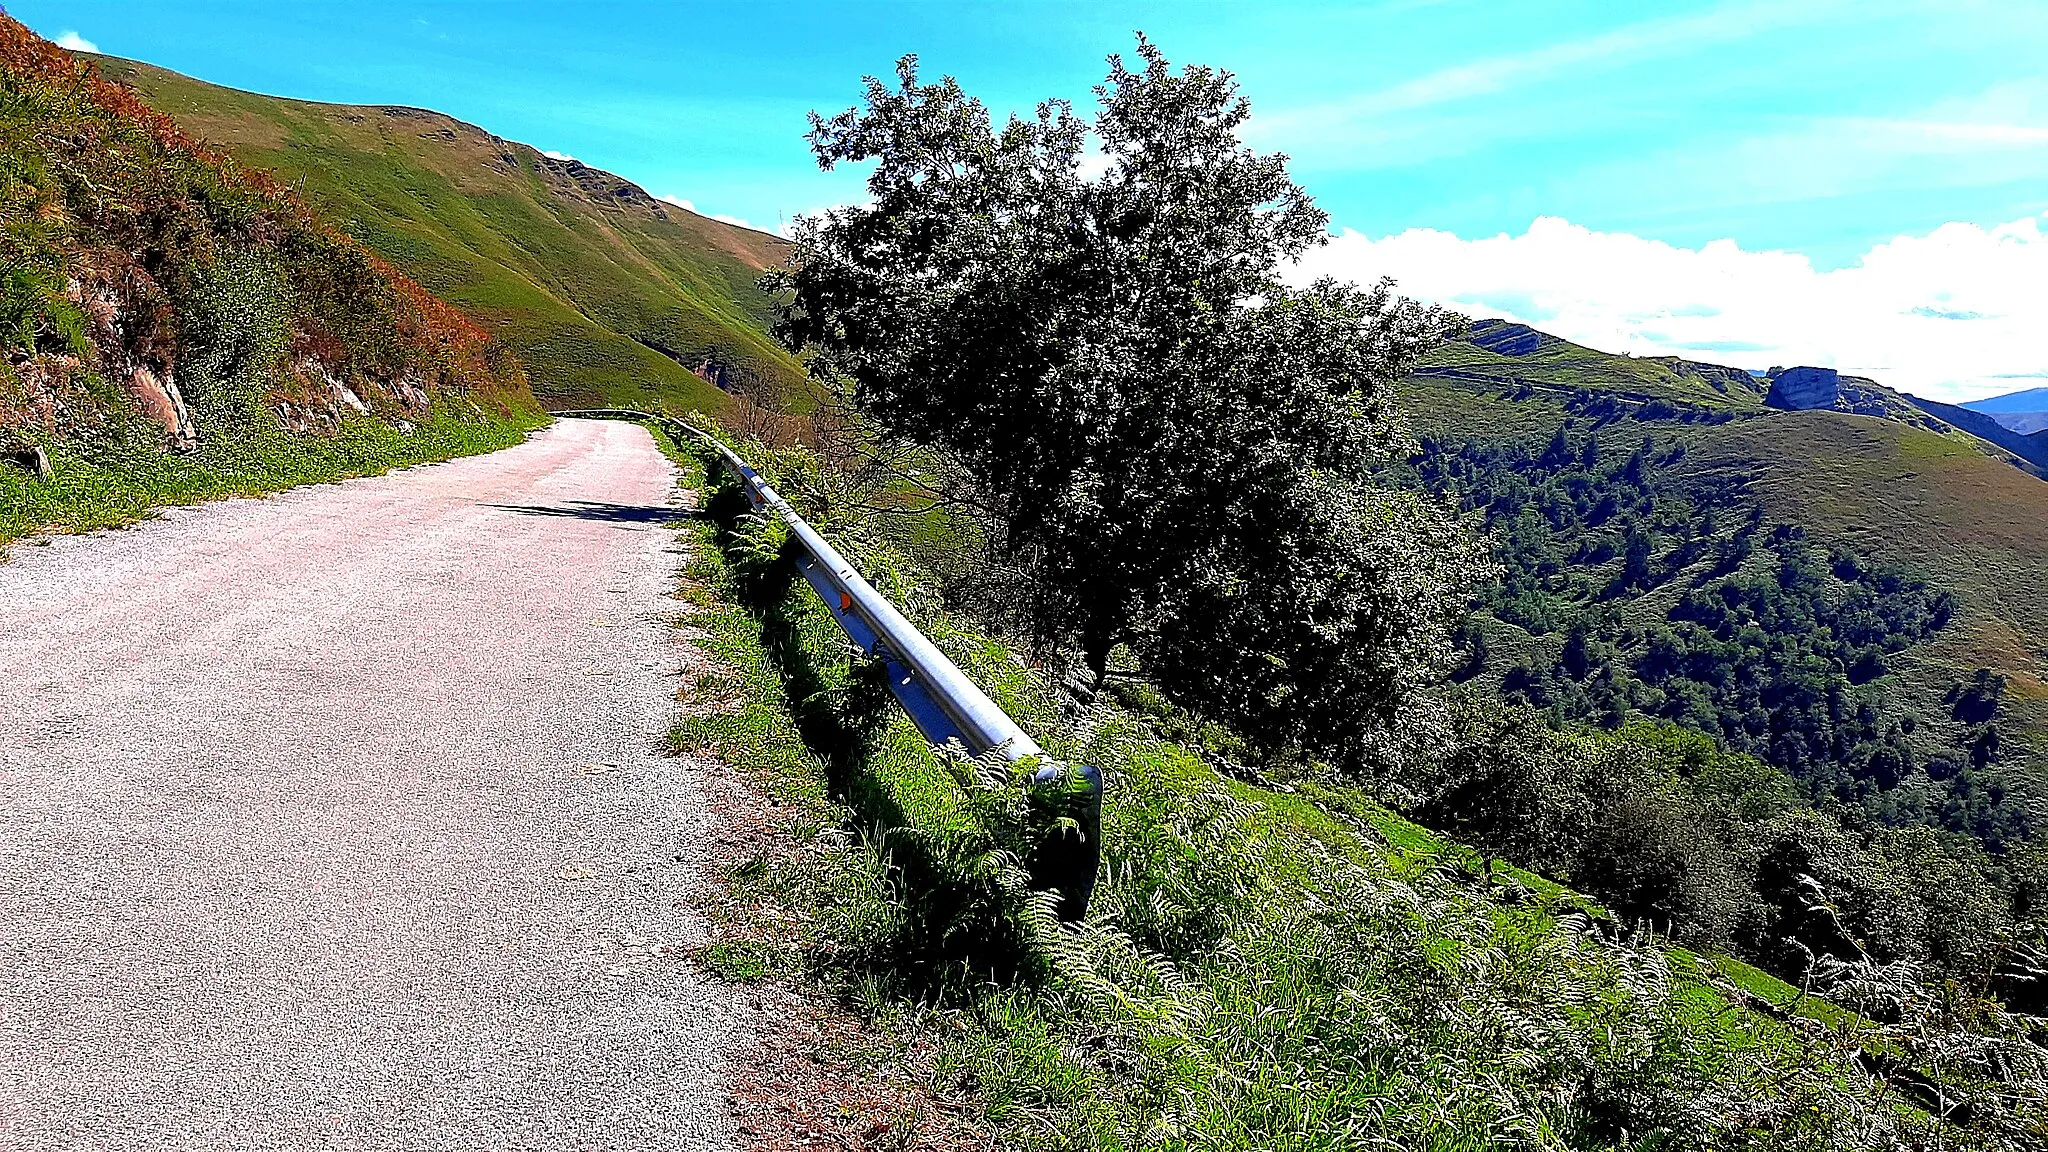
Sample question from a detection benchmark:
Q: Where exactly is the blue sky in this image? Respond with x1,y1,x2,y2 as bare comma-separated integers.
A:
18,1,2048,399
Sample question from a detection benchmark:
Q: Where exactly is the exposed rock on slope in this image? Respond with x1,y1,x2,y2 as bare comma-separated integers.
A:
2,18,535,459
1764,366,1839,410
1463,319,1559,357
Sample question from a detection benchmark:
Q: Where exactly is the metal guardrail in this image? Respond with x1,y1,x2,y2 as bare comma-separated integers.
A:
555,409,1102,918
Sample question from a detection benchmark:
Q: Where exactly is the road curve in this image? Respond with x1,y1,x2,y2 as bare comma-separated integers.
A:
0,419,738,1149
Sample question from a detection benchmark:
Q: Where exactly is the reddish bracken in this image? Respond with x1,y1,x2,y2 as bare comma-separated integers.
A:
0,15,531,441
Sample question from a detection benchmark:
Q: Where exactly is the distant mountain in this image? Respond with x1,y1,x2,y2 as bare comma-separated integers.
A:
1992,412,2048,434
1962,385,2048,413
87,54,806,414
1959,385,2048,434
1901,394,2048,472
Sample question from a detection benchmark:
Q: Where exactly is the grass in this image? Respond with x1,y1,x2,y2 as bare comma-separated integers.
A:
0,404,544,549
91,54,808,414
1415,330,1772,411
640,416,1997,1151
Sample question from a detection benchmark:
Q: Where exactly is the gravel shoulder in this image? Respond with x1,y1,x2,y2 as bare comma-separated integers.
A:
0,419,741,1150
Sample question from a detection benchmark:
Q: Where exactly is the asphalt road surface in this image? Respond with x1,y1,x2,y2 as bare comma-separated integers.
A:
0,419,740,1150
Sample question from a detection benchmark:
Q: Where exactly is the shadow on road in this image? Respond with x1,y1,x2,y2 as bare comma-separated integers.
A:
485,501,681,525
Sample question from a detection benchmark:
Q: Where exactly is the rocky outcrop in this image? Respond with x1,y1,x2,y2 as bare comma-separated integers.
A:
1463,319,1557,357
1765,366,1839,410
273,356,434,435
5,444,51,480
1761,365,1956,437
121,365,195,449
531,150,668,215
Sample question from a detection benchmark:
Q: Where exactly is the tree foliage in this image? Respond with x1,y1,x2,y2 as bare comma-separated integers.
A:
768,40,1488,764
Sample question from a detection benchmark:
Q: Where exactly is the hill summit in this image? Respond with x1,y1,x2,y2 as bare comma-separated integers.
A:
91,54,809,415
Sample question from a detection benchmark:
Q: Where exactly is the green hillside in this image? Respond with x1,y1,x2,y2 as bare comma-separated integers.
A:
3,18,540,546
1397,335,2048,838
1690,411,2048,759
89,54,805,414
1416,318,1774,410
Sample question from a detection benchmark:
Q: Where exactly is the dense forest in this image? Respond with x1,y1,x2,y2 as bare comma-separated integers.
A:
1384,417,2046,995
1417,423,2026,836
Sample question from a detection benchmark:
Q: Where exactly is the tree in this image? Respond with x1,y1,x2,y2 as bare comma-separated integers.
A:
768,40,1488,763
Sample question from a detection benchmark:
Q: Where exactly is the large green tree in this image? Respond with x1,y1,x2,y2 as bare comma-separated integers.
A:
769,39,1489,764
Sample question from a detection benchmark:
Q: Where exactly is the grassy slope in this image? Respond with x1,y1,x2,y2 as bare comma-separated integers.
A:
1688,411,2048,757
3,19,543,547
1398,360,2048,768
1416,329,1774,409
93,55,806,414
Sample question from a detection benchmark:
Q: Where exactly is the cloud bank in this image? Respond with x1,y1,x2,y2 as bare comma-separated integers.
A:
1291,214,2048,403
54,30,99,53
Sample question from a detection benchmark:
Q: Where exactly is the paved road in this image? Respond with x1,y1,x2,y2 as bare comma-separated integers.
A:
0,420,738,1150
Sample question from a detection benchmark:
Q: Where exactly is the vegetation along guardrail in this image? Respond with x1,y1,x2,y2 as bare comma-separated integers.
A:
555,409,1104,918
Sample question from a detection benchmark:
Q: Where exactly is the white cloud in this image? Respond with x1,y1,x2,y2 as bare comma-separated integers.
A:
541,149,577,162
54,30,100,53
709,211,791,237
1290,213,2048,403
658,193,789,237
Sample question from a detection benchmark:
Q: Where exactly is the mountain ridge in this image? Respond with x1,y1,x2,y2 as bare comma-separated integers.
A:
88,52,809,415
1400,317,2048,854
1963,384,2048,413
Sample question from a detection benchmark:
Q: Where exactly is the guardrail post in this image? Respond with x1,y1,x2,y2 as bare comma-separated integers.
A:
1028,761,1103,922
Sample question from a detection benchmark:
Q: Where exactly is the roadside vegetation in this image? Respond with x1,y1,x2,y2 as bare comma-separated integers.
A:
663,416,2048,1149
0,411,535,545
645,35,2048,1150
0,18,540,547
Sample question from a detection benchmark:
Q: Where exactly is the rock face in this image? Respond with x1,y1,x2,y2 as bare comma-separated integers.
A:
122,366,196,450
1464,319,1557,357
1766,366,1839,411
6,444,51,480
